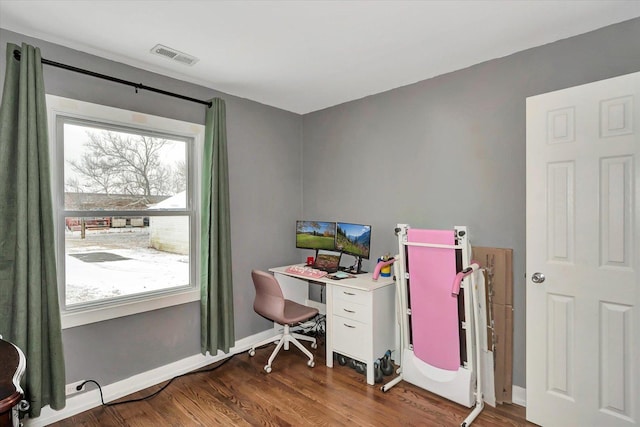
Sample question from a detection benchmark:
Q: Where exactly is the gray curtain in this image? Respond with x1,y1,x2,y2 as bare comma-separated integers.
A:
0,43,66,417
201,98,235,354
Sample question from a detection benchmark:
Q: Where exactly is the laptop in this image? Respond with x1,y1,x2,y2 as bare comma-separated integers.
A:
313,249,342,273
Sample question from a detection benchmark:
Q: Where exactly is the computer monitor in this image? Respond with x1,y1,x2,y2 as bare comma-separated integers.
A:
336,222,371,273
295,220,336,250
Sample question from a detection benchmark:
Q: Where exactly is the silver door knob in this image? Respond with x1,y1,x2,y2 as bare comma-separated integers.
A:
531,272,545,283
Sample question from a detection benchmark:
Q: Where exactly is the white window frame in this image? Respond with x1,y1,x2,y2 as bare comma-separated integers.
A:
46,95,203,329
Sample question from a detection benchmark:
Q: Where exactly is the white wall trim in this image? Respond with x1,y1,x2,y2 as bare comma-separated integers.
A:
512,385,526,407
25,329,276,427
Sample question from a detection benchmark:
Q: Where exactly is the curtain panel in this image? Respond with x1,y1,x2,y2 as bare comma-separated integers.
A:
200,98,235,354
0,42,66,417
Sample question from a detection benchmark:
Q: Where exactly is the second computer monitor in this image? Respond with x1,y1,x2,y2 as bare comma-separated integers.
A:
336,222,371,260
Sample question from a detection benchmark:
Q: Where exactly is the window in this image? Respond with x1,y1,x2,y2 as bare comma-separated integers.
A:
47,95,203,328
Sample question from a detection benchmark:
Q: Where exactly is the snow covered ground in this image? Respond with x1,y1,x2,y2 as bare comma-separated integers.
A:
65,227,189,305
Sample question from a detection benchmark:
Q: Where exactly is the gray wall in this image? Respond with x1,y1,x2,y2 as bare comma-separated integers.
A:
301,17,640,388
0,29,303,386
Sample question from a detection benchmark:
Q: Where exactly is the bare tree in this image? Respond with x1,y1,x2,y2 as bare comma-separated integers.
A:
67,148,118,194
64,176,84,193
170,159,187,194
68,130,182,196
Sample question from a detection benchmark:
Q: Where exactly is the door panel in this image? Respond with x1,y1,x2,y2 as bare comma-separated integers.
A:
526,72,639,426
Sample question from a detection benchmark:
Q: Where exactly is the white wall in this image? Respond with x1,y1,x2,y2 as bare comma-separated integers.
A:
150,216,189,255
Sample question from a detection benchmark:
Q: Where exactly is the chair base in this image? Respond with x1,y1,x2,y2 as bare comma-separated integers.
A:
249,324,317,372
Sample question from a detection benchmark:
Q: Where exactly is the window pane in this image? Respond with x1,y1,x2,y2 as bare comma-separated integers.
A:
65,216,190,307
64,123,187,210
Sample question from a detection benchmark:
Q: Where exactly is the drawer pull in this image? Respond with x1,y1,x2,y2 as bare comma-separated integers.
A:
344,323,356,328
343,309,356,314
343,291,356,296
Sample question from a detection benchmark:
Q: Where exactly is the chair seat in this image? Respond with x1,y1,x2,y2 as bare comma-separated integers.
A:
275,299,318,325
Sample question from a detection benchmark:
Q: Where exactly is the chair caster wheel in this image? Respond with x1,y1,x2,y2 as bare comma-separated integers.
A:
308,359,315,368
248,349,255,357
264,365,272,373
311,342,318,349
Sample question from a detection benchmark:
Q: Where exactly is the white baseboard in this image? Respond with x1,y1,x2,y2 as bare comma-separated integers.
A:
512,385,526,407
25,329,276,427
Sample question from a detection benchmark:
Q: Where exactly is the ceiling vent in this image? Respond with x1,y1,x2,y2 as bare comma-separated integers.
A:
150,44,199,66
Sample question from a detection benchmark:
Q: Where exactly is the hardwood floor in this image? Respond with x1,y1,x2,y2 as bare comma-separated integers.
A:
51,338,535,426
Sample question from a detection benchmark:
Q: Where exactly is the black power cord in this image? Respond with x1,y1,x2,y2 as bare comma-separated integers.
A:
78,319,326,407
76,354,235,407
297,314,326,338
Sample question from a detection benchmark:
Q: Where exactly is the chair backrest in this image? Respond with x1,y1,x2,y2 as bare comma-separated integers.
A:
251,270,285,321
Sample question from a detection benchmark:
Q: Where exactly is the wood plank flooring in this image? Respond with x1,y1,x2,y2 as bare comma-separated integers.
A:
51,338,535,426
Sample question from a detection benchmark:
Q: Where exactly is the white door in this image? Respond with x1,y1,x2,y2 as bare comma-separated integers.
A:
526,72,640,426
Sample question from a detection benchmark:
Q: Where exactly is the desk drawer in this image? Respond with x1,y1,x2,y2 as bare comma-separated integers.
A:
333,297,369,324
333,286,369,305
332,317,368,359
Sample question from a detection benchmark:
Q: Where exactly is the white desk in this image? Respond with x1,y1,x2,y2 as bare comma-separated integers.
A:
270,265,396,385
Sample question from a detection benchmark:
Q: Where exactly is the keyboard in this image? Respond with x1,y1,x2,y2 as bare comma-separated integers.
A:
285,265,328,279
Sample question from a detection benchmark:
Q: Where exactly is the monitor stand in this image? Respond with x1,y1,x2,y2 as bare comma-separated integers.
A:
344,257,366,275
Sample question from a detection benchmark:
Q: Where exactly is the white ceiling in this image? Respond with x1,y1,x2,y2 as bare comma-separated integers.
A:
1,1,639,114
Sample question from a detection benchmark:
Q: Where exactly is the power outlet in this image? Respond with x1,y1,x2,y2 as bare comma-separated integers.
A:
65,380,86,396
